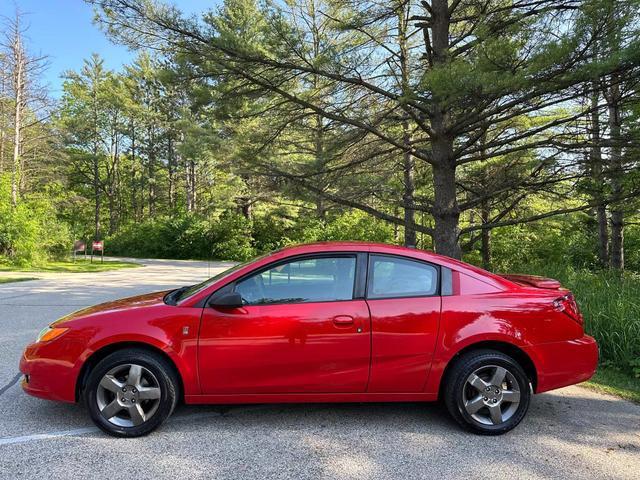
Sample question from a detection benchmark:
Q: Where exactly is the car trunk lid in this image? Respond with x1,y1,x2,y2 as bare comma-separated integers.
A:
499,274,584,326
498,274,562,289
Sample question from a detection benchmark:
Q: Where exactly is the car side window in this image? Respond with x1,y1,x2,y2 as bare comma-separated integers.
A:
235,256,356,305
368,255,438,299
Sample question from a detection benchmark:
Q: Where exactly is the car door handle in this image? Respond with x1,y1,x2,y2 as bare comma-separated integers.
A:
333,315,354,326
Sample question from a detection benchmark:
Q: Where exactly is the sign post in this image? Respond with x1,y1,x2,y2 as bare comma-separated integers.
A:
72,241,87,262
91,241,104,263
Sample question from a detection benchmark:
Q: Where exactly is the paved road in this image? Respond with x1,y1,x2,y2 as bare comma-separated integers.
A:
0,258,638,479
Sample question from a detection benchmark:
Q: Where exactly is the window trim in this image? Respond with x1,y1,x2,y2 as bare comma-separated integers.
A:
230,252,362,306
365,253,441,300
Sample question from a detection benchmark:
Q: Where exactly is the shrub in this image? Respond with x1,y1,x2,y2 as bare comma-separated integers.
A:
106,211,255,261
510,262,640,375
0,176,71,266
294,210,396,245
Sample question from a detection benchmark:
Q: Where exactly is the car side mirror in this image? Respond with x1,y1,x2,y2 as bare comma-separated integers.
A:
208,292,244,309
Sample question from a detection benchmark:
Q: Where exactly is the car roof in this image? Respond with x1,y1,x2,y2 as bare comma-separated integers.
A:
182,241,513,306
270,242,512,290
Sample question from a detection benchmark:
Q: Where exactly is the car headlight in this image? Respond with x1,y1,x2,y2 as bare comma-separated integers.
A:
36,326,69,343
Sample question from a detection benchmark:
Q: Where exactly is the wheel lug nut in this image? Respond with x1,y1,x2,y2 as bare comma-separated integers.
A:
483,397,488,401
122,387,126,392
132,399,136,403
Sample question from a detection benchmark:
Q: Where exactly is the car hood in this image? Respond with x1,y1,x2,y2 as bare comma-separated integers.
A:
52,290,169,326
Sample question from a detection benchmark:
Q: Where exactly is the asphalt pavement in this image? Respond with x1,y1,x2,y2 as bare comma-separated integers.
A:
0,258,638,479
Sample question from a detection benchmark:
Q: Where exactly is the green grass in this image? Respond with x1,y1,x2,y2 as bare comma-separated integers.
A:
0,259,140,273
584,367,640,404
516,264,640,377
0,276,39,284
499,263,640,402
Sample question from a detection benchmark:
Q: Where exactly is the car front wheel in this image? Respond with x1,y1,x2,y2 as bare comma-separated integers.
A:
84,349,179,437
444,349,531,435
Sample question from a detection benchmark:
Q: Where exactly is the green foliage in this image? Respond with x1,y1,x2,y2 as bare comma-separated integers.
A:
476,216,598,273
108,209,394,260
251,214,297,253
320,210,396,243
507,262,640,376
106,212,255,261
292,210,396,245
0,175,72,266
464,216,639,374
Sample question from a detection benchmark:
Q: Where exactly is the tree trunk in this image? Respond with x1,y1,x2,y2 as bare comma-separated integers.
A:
168,134,176,210
11,31,24,207
589,87,609,267
93,148,101,240
432,155,461,258
402,139,416,248
240,198,252,218
108,194,117,235
480,200,492,270
148,127,156,216
398,2,416,248
428,1,461,258
185,160,193,212
186,159,196,212
315,198,326,220
607,79,623,270
0,69,6,173
393,206,400,243
108,164,118,234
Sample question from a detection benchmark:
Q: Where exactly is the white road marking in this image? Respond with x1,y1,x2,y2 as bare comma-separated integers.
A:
0,427,98,446
0,410,236,446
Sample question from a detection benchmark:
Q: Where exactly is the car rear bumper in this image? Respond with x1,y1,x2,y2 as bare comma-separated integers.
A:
19,342,77,403
524,335,598,394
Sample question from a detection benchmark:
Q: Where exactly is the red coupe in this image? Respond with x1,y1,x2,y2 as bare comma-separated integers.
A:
20,242,598,436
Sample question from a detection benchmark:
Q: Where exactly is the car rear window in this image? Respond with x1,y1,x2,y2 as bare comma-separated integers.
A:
368,255,437,299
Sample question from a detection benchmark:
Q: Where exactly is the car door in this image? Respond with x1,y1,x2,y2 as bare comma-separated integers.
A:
365,254,441,392
198,253,371,394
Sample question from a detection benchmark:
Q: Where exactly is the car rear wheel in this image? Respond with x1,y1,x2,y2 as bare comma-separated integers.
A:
84,349,178,437
443,349,531,435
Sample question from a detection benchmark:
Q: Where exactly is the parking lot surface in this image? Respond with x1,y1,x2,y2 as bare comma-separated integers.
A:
0,258,638,479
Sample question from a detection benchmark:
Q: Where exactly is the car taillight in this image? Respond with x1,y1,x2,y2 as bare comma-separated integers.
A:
553,293,583,325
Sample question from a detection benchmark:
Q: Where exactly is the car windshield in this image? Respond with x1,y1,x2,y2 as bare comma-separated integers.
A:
172,253,271,304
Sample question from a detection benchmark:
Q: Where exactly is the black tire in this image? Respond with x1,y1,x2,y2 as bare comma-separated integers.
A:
84,349,179,437
443,349,531,435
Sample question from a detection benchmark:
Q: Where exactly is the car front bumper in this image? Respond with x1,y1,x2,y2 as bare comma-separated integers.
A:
524,334,599,394
19,341,80,403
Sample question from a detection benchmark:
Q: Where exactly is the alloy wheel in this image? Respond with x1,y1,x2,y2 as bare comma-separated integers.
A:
96,363,162,427
462,364,521,426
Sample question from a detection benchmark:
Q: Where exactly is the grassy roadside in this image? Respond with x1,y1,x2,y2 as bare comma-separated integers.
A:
0,276,39,284
0,259,140,274
583,367,640,404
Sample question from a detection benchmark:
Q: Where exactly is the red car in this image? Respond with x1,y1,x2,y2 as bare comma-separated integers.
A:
20,242,598,437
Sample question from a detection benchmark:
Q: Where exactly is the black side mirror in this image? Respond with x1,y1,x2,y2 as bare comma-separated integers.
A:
208,292,244,309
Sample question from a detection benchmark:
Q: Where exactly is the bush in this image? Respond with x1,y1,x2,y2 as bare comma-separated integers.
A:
251,214,296,253
106,211,255,261
0,176,71,266
486,215,597,273
509,262,640,375
294,210,396,245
